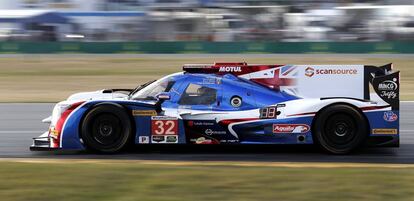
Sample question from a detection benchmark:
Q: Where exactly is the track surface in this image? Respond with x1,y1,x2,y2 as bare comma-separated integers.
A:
0,102,413,163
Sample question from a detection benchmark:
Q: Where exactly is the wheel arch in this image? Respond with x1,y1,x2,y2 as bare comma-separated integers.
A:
78,102,136,142
311,101,371,143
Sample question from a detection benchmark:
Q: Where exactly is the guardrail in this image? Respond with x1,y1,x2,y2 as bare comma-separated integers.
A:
0,41,413,53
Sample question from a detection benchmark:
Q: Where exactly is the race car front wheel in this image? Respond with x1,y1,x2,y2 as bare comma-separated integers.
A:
313,104,368,154
81,104,132,153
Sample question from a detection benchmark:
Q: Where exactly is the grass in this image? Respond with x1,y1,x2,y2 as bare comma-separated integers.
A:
0,54,413,102
0,160,414,201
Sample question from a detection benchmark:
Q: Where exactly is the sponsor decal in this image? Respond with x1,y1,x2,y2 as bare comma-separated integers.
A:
138,136,149,144
305,67,358,77
196,122,214,126
378,79,398,91
230,96,242,107
383,111,398,122
132,110,157,116
191,137,221,144
380,91,398,99
189,121,215,126
205,129,227,135
219,139,239,143
195,137,213,144
277,104,286,108
178,105,192,109
151,116,178,135
219,66,242,72
378,78,398,99
151,116,178,121
305,67,314,77
151,135,165,143
202,78,217,84
205,129,213,135
49,127,59,138
372,129,398,135
216,78,222,84
272,124,310,134
166,135,178,143
152,135,178,143
372,72,399,109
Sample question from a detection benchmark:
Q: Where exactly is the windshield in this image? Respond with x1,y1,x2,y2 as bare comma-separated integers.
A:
130,76,174,100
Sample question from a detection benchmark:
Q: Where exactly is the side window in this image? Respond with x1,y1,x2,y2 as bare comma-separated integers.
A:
179,84,217,105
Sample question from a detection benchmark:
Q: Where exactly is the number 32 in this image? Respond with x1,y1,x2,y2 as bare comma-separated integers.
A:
153,120,177,135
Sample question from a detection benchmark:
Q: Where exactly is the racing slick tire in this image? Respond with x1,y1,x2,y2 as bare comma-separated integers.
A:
313,104,368,154
81,104,132,153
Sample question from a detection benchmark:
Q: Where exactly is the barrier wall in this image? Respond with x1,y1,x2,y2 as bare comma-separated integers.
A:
0,41,413,53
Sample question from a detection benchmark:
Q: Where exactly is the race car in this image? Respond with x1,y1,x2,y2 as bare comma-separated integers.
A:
31,62,400,154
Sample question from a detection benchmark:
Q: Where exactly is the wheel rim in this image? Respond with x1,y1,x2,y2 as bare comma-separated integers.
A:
334,122,348,137
323,113,357,147
91,114,122,146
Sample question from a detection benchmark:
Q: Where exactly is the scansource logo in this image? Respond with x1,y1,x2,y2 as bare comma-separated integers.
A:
305,67,314,77
305,67,358,77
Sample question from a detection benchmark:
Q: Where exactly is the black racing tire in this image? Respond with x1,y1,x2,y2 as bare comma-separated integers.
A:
313,104,368,154
81,104,132,153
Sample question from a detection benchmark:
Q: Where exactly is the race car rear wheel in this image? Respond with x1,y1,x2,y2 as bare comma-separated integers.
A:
81,104,132,153
313,104,368,154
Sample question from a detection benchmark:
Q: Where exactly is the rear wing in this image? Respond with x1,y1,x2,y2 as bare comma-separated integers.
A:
183,62,399,110
365,63,400,110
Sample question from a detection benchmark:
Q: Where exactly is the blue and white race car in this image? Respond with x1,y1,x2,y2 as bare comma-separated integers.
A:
31,62,400,154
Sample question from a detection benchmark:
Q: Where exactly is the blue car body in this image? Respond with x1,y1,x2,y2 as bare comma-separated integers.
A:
31,63,400,153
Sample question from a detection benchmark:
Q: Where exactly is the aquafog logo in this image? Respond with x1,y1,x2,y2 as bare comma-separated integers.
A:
272,124,310,133
219,66,242,72
305,67,358,77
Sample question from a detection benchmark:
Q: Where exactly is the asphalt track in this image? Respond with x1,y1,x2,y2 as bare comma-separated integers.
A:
0,102,413,163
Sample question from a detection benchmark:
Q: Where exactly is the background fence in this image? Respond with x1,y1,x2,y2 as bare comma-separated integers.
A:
1,41,414,54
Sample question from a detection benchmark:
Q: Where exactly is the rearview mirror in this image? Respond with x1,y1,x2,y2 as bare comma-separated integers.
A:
156,92,171,101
